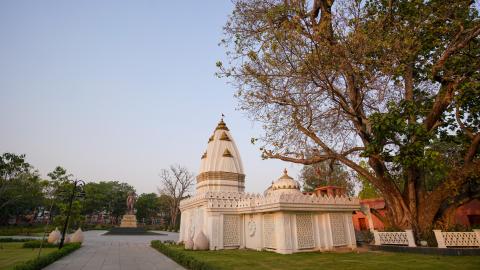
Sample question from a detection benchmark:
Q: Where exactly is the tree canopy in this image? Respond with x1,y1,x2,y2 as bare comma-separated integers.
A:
299,161,356,195
219,0,480,235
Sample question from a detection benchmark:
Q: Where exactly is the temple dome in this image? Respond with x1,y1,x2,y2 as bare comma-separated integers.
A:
270,169,301,194
196,118,245,192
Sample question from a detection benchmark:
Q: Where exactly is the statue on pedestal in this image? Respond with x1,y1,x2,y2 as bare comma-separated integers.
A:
120,191,138,228
126,191,136,215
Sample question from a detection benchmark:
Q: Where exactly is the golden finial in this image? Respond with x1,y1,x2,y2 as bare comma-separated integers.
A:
215,116,229,131
281,168,293,179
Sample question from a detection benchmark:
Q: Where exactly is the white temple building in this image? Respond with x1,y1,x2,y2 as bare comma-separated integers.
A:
179,119,360,254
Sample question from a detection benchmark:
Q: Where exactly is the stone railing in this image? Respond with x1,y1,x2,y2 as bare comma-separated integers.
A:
373,230,416,247
433,230,480,248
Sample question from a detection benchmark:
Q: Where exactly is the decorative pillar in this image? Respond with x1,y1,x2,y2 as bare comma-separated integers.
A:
324,213,334,250
473,229,480,246
433,230,446,248
178,211,186,242
405,229,416,247
344,213,357,249
361,204,375,232
373,230,381,245
209,214,222,250
275,212,293,254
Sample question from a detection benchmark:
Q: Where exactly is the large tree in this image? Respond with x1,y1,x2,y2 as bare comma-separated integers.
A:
135,193,161,223
0,153,46,225
219,0,480,236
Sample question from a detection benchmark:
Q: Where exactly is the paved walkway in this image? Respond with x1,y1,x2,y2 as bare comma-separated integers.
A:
43,230,185,270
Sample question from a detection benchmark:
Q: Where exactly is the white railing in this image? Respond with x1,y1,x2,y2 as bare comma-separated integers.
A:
433,230,480,248
373,230,416,247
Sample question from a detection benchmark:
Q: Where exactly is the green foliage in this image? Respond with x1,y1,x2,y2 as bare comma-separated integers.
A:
0,238,33,242
135,193,160,221
151,241,219,270
0,153,47,225
13,243,81,270
358,161,381,199
0,225,53,236
81,181,135,220
22,240,57,249
359,180,380,199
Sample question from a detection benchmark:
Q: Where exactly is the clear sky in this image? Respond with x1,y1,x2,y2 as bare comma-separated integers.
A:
0,0,301,194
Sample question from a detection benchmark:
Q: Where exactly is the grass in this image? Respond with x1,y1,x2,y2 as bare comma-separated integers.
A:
0,243,56,270
152,242,480,270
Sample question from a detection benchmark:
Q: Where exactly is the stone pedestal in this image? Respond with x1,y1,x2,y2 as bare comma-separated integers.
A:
120,214,137,228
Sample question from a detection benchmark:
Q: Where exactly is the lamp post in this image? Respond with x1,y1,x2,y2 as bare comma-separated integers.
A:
59,179,85,249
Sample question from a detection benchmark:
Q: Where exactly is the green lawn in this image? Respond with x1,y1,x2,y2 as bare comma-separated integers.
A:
0,242,56,270
159,244,480,270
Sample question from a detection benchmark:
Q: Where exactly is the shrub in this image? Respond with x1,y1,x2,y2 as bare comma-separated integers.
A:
13,243,81,270
0,238,33,242
22,240,57,249
0,226,53,236
151,240,219,270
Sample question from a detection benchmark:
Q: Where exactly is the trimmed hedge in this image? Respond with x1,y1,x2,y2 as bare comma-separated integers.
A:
151,240,219,270
0,226,52,236
0,238,33,242
13,243,81,270
22,240,57,249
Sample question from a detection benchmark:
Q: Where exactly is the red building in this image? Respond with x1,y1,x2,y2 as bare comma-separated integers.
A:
306,185,480,231
352,198,480,231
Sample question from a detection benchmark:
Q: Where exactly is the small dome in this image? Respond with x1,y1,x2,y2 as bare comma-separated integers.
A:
270,169,301,194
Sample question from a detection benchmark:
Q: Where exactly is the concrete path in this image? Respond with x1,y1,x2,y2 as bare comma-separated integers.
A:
43,230,185,270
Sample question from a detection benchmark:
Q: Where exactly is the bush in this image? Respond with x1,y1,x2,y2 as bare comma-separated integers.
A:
355,230,374,244
0,238,33,242
151,240,219,270
13,243,81,270
22,240,57,249
0,225,53,236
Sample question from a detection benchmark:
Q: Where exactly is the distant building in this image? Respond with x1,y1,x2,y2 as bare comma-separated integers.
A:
179,119,360,254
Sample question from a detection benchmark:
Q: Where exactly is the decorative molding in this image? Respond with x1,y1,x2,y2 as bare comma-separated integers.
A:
180,191,360,212
197,171,246,182
220,132,231,141
208,135,214,143
223,149,233,157
201,152,207,159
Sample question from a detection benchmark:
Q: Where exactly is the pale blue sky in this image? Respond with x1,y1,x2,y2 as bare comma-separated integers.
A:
0,0,300,194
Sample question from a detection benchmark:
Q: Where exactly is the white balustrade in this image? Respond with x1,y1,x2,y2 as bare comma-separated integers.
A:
433,229,480,248
373,230,416,247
